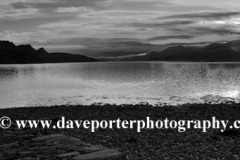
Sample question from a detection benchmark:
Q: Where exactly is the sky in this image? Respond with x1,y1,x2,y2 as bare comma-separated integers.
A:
1,0,240,53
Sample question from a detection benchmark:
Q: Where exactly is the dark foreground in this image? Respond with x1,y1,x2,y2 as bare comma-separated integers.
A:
1,103,240,160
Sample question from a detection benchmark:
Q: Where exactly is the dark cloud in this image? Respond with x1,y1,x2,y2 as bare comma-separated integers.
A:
33,37,148,47
148,35,194,41
167,26,240,37
159,12,240,20
135,28,148,31
11,0,110,10
118,20,195,28
0,16,72,32
192,27,240,35
66,37,146,46
105,0,172,11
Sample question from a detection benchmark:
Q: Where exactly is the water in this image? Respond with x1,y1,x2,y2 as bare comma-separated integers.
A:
0,62,240,108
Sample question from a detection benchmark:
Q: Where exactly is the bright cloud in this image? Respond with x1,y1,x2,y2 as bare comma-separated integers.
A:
199,18,240,25
56,7,91,13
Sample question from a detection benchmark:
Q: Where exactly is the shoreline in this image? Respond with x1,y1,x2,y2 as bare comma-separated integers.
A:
1,61,240,66
1,103,240,159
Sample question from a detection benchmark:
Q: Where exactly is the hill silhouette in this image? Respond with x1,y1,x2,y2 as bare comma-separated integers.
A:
0,40,96,64
108,40,240,62
227,39,240,53
2,39,240,63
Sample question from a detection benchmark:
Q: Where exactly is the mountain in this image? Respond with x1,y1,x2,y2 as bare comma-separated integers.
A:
105,41,240,62
37,47,49,54
0,40,96,64
1,39,240,63
226,39,240,53
39,52,97,63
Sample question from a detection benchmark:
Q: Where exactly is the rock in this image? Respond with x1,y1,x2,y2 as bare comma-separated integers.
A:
22,129,39,135
6,126,21,133
19,135,36,140
36,134,91,148
0,133,125,160
78,145,107,154
32,134,65,141
56,136,91,147
20,157,39,160
20,151,34,155
56,151,80,158
3,130,14,134
73,149,126,160
127,135,137,143
1,134,16,137
3,154,19,160
51,115,64,123
0,142,19,148
218,129,240,136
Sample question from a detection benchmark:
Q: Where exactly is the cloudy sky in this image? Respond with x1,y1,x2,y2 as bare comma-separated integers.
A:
1,0,240,53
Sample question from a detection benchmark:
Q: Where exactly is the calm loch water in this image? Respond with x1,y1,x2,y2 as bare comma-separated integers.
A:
0,62,240,108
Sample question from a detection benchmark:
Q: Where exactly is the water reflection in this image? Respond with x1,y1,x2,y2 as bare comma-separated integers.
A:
0,62,240,108
0,68,18,79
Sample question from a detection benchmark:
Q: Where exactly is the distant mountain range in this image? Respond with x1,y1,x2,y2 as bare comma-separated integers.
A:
99,39,240,62
1,39,240,64
0,40,96,64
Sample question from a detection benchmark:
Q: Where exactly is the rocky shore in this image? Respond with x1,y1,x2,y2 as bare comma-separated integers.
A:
0,132,125,160
1,103,240,160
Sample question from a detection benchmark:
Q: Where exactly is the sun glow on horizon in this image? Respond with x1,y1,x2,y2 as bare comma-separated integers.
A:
224,90,240,98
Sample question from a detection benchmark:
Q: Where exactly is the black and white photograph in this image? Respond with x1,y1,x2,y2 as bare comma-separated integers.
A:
1,0,240,159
